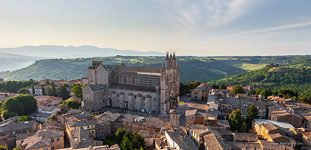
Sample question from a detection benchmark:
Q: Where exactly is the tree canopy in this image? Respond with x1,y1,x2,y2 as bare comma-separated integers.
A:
18,116,31,122
246,105,258,129
58,84,70,100
230,85,245,94
228,109,242,131
59,99,80,109
71,84,82,99
15,94,37,115
1,98,24,116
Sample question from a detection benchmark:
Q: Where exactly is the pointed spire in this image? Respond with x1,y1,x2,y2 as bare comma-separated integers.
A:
173,52,176,59
120,61,125,66
162,62,165,70
166,51,169,60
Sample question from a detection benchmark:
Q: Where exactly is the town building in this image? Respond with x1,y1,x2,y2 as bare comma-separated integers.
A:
69,128,102,149
20,129,65,150
191,83,212,100
82,52,179,114
28,86,43,95
0,92,19,102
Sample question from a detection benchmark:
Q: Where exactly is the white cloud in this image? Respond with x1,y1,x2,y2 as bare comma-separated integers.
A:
159,0,253,31
232,21,311,37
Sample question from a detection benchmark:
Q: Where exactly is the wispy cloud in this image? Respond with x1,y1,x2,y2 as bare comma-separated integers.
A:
232,21,311,37
159,0,253,31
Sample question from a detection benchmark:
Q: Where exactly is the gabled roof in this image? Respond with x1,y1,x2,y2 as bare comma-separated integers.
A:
90,85,105,91
203,133,231,150
254,119,295,129
22,135,51,150
70,128,95,149
185,109,197,116
117,65,162,73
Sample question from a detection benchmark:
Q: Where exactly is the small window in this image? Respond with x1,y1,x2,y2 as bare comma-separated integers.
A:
52,147,54,150
51,139,54,142
57,138,60,142
23,129,25,133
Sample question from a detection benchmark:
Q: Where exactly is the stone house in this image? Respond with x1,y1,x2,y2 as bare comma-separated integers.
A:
116,114,165,133
185,109,197,125
36,96,63,109
191,83,212,100
65,117,97,139
165,128,198,150
270,110,303,128
206,94,220,110
95,111,122,133
69,128,102,149
28,86,43,95
203,133,231,150
0,120,37,137
189,125,209,149
20,129,64,150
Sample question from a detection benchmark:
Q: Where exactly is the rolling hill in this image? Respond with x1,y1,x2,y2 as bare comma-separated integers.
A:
215,62,311,94
1,55,311,87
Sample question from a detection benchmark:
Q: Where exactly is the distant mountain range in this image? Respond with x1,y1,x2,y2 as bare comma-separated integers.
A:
0,52,41,72
0,45,164,72
0,45,164,58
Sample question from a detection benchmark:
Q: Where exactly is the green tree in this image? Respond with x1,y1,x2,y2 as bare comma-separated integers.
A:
0,145,7,150
59,100,80,109
18,87,28,94
239,122,247,133
120,137,132,150
228,109,242,131
1,98,24,116
131,132,146,150
58,84,70,100
115,128,128,144
255,88,262,95
1,110,18,120
18,116,31,122
42,86,46,95
71,85,82,99
45,80,50,86
259,88,272,99
13,147,22,150
15,94,37,115
246,105,258,129
50,81,55,87
231,85,245,94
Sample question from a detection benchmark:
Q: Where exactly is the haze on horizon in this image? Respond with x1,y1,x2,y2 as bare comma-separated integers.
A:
1,0,311,56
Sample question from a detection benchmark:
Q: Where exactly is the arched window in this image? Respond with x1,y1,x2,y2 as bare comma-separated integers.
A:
116,76,118,83
124,77,126,84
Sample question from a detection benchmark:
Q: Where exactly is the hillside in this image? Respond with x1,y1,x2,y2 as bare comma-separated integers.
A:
0,56,253,83
216,61,311,94
1,55,310,84
0,52,41,72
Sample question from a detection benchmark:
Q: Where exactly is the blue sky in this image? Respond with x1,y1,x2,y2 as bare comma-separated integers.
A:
0,0,311,56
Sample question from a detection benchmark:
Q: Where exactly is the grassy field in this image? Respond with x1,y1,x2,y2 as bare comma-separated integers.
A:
234,63,267,71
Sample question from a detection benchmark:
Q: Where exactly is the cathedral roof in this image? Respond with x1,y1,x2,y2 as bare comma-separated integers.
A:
89,85,105,91
109,83,156,92
117,65,162,73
